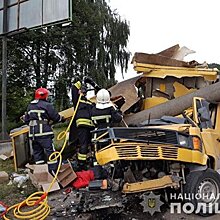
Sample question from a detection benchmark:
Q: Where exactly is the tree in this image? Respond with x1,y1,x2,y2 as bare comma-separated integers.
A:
0,0,131,130
209,63,220,72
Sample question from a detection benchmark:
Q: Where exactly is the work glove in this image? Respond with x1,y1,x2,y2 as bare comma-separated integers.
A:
94,84,101,93
81,84,87,95
83,76,94,85
83,76,101,91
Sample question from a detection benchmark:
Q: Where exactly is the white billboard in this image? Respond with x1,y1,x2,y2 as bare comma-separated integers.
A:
0,0,72,35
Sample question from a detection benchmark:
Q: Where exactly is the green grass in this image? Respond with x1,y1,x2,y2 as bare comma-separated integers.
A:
0,158,15,173
0,124,71,207
0,159,37,206
53,125,68,150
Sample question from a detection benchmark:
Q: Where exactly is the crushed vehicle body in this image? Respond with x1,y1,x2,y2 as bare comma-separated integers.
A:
110,44,218,118
92,97,220,215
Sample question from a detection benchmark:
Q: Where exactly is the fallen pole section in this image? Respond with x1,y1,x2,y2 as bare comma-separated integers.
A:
124,81,220,126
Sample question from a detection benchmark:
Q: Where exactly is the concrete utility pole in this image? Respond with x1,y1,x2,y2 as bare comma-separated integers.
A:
1,0,8,139
124,81,220,126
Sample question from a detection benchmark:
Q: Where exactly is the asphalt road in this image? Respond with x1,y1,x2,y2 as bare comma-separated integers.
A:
47,188,220,220
163,212,220,220
47,211,220,220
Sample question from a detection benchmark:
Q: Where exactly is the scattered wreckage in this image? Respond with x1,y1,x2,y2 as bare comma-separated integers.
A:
9,44,220,217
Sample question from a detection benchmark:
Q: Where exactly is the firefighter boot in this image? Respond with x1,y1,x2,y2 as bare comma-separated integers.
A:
77,151,88,171
77,160,88,171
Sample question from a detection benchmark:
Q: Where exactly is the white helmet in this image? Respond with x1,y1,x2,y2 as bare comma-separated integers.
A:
96,89,112,109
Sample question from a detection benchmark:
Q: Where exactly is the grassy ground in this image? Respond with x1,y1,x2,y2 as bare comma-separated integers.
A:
53,123,78,160
0,125,69,208
53,125,68,150
0,159,36,206
0,121,77,203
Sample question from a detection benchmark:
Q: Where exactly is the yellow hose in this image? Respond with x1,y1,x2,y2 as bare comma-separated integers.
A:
3,94,82,220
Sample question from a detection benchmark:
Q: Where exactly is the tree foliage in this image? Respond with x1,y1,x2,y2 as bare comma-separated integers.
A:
208,63,220,72
0,0,130,130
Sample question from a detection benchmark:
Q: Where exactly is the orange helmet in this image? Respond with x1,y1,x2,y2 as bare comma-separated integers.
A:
35,88,49,100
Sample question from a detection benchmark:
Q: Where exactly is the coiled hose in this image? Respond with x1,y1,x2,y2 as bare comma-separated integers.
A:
3,94,82,220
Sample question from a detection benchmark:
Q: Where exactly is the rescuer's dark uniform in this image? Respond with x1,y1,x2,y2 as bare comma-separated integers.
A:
24,88,64,172
91,89,123,129
91,89,123,154
91,106,123,129
71,81,95,168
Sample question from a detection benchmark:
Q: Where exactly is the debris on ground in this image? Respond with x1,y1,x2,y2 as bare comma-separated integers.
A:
0,154,9,161
7,172,29,188
48,190,125,219
56,162,77,188
26,163,59,192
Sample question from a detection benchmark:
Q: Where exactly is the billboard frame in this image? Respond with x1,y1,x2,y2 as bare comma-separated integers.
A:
0,0,72,35
1,0,72,139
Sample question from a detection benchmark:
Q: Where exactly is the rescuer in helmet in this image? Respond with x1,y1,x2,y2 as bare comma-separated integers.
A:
70,77,101,170
24,87,65,173
91,89,123,129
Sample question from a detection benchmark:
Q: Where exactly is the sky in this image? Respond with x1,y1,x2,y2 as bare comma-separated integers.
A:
109,0,220,81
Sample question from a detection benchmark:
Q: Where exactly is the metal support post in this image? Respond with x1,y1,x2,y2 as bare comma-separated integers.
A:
1,0,8,139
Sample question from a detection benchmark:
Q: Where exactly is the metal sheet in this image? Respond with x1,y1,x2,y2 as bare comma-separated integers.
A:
19,0,42,29
173,82,196,98
183,77,196,88
1,0,71,35
156,44,180,58
43,0,69,24
132,52,191,68
151,77,176,98
8,0,18,6
134,63,217,81
7,6,17,32
109,76,141,113
123,175,177,193
12,132,31,171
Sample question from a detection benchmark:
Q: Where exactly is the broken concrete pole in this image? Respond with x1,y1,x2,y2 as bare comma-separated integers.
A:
0,171,9,184
124,81,220,126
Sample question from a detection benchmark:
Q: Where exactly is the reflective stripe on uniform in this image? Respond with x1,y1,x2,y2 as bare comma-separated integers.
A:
28,110,45,114
29,120,48,126
47,160,58,165
78,153,87,161
79,100,93,105
39,123,43,135
28,109,45,136
36,160,45,164
29,131,54,137
74,81,81,89
93,161,98,166
91,115,111,124
28,110,44,121
76,118,94,127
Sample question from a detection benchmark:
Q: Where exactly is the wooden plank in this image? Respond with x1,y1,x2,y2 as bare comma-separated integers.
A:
156,44,180,57
132,52,191,67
